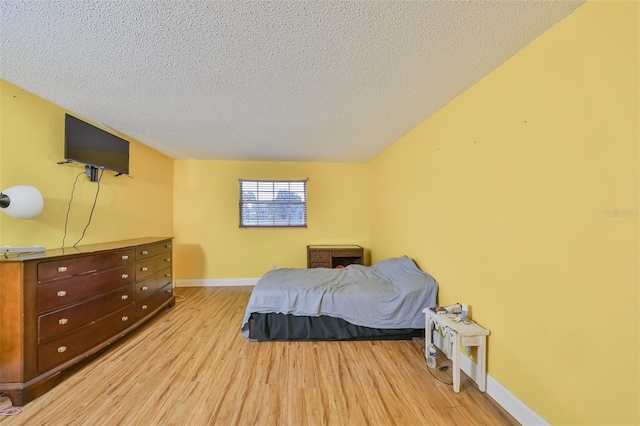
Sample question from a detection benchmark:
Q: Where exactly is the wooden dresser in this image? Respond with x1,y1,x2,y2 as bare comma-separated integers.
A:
307,245,364,268
0,237,175,406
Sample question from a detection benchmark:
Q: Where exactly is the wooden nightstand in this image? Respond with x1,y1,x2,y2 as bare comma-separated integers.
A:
423,308,490,393
307,245,364,268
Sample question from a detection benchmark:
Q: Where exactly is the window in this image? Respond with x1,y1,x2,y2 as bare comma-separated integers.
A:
239,180,307,228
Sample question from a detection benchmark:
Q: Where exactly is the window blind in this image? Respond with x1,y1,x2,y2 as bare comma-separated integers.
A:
239,180,307,228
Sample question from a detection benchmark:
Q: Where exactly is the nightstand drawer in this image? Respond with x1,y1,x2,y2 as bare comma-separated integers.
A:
332,249,362,257
307,245,365,269
309,251,330,262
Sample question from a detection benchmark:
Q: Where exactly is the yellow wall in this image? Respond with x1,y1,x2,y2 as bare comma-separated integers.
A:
173,160,370,279
0,80,174,248
2,2,638,423
370,2,638,425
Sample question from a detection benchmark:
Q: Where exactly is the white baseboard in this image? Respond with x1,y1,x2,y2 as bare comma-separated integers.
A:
174,278,259,287
430,335,548,425
457,353,549,426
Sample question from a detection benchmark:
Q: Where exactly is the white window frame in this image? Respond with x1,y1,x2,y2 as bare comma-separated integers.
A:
239,179,307,228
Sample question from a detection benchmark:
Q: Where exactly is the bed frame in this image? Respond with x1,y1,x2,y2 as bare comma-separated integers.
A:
247,313,423,341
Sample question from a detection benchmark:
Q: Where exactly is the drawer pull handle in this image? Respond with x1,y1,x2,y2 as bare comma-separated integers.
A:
57,266,68,273
166,244,172,248
165,258,171,262
122,255,129,260
57,346,67,353
121,294,129,300
141,286,148,291
121,316,129,322
122,273,129,279
166,289,172,293
141,267,148,272
142,304,148,310
58,318,68,325
141,250,148,255
165,273,171,277
57,290,67,297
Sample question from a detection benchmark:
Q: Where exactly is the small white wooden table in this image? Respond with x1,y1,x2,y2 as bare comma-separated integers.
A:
423,308,490,393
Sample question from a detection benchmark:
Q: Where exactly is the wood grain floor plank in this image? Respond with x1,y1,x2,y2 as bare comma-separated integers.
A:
0,286,518,426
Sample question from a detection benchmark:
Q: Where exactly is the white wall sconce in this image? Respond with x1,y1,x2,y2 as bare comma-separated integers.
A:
0,185,44,219
0,185,46,254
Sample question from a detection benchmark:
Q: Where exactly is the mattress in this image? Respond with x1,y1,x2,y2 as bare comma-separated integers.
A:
241,256,438,341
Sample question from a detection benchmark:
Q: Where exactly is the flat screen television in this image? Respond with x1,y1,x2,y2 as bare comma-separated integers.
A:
64,113,130,177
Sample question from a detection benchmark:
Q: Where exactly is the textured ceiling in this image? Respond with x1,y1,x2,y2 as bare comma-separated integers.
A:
1,0,584,163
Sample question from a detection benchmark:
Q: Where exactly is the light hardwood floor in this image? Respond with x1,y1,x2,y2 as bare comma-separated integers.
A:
0,287,518,426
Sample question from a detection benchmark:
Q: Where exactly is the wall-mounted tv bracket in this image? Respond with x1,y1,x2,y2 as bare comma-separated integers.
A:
57,160,132,181
86,165,99,182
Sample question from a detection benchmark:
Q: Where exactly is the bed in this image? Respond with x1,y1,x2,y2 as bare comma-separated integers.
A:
241,255,438,341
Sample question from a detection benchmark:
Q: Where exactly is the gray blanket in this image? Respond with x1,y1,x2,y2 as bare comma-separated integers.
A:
241,256,438,338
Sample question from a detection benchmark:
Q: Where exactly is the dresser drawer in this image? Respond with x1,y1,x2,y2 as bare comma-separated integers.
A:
135,241,172,260
38,304,136,373
37,265,135,312
38,284,134,343
136,254,172,281
135,283,173,322
135,267,172,300
309,262,330,268
37,249,134,283
309,251,330,262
